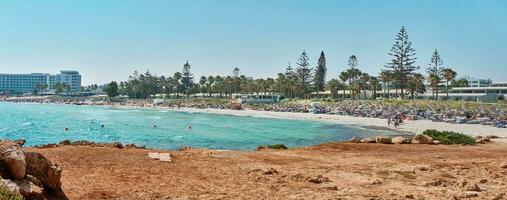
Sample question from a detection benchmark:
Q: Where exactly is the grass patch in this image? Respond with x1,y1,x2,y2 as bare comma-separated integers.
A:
0,187,23,200
423,129,475,145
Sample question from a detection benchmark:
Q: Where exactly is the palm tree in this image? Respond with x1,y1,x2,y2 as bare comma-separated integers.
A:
428,74,440,100
379,70,392,99
359,73,370,100
442,68,457,100
339,71,349,99
408,73,425,99
326,79,341,99
369,76,380,100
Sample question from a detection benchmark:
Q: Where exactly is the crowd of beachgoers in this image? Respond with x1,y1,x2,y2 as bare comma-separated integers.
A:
1,95,506,129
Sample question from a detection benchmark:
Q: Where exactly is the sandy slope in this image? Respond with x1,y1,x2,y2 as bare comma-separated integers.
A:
166,107,507,137
27,142,507,199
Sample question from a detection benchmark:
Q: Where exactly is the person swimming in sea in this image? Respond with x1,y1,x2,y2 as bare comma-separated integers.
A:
64,127,69,131
101,124,105,128
153,125,157,128
188,125,192,130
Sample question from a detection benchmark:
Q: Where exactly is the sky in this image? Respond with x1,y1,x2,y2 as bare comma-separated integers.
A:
0,0,506,85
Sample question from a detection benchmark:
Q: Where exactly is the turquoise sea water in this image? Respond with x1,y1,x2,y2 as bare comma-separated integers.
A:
0,102,399,150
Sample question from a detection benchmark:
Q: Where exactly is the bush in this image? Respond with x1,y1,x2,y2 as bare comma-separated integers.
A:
0,187,23,200
423,129,475,145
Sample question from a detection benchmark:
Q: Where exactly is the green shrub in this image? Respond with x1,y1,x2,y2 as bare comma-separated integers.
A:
0,187,23,200
423,129,475,145
266,144,288,149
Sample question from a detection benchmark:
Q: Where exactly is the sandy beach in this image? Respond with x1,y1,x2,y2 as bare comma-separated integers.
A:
164,107,507,137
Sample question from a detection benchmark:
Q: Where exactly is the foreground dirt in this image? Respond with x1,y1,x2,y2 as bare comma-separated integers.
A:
26,142,507,200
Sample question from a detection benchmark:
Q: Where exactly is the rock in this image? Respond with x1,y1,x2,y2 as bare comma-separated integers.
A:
474,136,490,143
405,194,415,199
179,146,192,151
493,193,505,200
14,178,44,199
349,137,361,143
308,175,330,184
0,178,20,194
371,179,382,185
326,186,338,190
360,137,376,143
501,164,507,169
59,140,71,146
466,184,482,192
412,134,433,144
433,140,441,145
392,136,411,144
24,152,62,190
72,140,95,146
465,192,479,198
262,168,279,175
41,143,58,148
0,141,27,180
479,179,488,184
14,139,26,147
109,142,123,149
375,137,392,144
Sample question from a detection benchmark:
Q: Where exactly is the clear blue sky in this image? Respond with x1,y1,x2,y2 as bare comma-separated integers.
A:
0,0,506,85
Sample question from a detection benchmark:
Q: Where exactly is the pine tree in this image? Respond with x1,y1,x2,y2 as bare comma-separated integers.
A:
296,50,313,98
385,26,419,99
314,51,327,95
181,60,194,96
426,49,445,100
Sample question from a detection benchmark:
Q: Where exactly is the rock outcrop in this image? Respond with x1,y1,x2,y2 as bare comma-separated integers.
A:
0,140,65,199
392,136,411,144
24,152,62,190
411,134,434,144
375,137,392,144
0,140,27,180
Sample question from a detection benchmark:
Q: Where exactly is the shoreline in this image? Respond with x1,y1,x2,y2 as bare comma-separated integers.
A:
2,100,506,137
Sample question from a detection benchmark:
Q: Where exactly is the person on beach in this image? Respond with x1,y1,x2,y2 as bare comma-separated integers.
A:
387,117,391,127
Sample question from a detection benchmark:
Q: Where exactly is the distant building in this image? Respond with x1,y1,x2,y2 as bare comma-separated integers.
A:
0,70,81,94
467,78,491,87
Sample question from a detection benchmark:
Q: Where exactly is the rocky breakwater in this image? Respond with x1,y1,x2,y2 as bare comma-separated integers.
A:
0,140,64,199
349,134,498,145
35,140,146,149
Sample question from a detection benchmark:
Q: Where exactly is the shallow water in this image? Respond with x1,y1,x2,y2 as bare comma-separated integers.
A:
0,102,400,150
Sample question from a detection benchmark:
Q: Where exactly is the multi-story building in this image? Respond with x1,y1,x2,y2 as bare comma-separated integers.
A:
0,70,81,94
468,78,492,87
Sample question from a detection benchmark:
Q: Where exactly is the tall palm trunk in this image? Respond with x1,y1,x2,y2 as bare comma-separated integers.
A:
446,81,449,100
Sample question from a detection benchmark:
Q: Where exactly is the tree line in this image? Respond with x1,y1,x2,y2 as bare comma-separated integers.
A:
104,26,465,100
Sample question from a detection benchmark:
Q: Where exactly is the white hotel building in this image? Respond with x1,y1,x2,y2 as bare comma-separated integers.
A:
0,70,81,94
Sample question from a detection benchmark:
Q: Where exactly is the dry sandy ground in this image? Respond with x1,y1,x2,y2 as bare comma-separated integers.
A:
26,142,507,200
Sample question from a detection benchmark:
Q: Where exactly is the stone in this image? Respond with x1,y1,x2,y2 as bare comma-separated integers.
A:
109,142,123,149
391,136,411,144
0,141,27,180
412,134,433,144
433,140,441,145
349,137,361,143
0,178,20,194
262,168,279,175
375,137,392,144
474,136,490,143
14,178,44,199
59,140,71,146
501,164,507,169
360,137,376,143
14,139,26,147
179,146,192,151
308,175,330,184
466,184,482,192
24,152,62,190
479,179,488,184
405,194,415,199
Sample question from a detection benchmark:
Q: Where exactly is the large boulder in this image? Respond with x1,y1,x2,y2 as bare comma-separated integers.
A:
375,136,392,144
14,178,44,199
24,152,62,190
412,134,433,144
392,136,411,144
0,141,27,180
349,137,361,143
